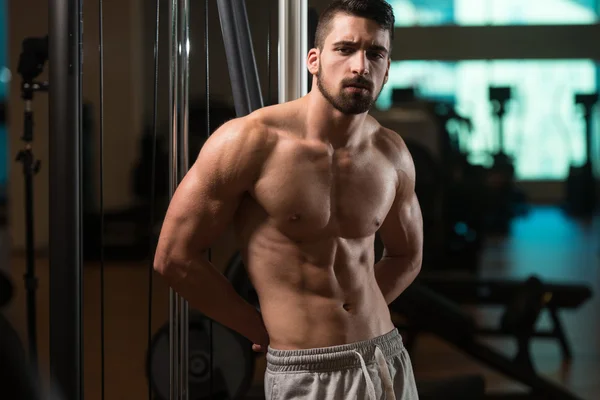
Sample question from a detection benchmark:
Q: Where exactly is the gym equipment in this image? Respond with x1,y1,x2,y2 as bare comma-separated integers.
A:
146,312,255,400
565,92,598,216
374,91,490,274
419,274,593,362
372,98,485,274
48,0,84,395
488,87,513,169
15,34,49,374
392,283,585,400
485,86,519,234
147,253,257,400
166,0,193,396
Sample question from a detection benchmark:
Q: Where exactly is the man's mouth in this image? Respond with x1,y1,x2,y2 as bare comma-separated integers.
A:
346,83,370,90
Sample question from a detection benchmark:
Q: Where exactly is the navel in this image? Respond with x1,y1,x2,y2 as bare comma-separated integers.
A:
289,213,301,222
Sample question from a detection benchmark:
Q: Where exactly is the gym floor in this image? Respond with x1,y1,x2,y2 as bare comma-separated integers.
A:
3,205,600,399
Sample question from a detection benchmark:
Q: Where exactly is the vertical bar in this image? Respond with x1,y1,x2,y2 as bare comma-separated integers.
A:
179,0,190,398
48,0,83,398
216,0,247,116
168,0,180,399
216,0,264,116
278,0,307,102
233,0,263,112
169,0,191,398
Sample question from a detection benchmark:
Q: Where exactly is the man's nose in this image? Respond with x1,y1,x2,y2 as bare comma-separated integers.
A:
351,51,369,76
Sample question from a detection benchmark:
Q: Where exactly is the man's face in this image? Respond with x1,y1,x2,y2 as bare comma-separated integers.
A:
311,14,391,115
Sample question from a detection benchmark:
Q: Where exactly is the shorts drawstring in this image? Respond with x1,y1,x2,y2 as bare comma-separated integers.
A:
354,346,397,400
375,346,397,400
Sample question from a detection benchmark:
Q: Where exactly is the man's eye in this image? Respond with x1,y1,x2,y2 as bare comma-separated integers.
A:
368,52,384,59
337,48,352,54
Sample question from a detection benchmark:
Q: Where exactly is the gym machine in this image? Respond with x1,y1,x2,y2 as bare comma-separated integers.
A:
565,92,598,216
374,89,486,274
391,282,586,400
485,86,522,234
417,275,592,364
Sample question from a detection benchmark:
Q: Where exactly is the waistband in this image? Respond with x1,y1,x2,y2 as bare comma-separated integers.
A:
266,328,404,372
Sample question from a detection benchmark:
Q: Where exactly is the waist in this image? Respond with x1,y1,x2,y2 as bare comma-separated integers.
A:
260,292,394,350
266,328,404,372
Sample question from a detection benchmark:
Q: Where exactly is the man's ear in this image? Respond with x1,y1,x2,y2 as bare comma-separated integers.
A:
307,48,319,75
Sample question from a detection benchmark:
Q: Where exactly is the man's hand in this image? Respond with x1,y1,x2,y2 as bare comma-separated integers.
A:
249,313,270,353
252,342,269,353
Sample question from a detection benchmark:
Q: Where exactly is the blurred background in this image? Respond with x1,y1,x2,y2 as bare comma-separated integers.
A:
0,0,599,399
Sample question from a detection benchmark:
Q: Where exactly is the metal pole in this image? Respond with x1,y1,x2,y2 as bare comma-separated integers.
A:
278,0,307,102
233,0,263,112
169,0,190,398
216,0,245,116
48,0,83,398
216,0,264,116
178,0,190,398
168,0,180,398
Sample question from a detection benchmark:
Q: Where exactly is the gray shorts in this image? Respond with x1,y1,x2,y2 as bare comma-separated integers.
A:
264,329,419,400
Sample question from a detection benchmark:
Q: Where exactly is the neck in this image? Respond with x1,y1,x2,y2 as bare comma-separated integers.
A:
303,84,368,149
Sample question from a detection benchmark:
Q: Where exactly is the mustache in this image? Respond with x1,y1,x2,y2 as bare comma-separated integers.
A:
342,76,373,90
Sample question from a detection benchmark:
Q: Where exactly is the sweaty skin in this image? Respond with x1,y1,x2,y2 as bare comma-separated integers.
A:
154,14,423,351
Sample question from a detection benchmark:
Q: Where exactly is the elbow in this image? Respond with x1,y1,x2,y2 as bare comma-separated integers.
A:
411,250,423,277
153,255,172,277
153,251,182,281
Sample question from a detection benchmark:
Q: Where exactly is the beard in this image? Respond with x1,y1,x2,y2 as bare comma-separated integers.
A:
316,65,382,115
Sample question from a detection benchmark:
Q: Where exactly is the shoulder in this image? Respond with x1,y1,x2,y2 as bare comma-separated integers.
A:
203,114,273,153
369,118,415,183
201,112,278,165
192,112,278,188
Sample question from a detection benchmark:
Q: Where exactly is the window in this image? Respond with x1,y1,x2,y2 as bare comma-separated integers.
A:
376,60,598,180
392,0,599,26
385,0,599,180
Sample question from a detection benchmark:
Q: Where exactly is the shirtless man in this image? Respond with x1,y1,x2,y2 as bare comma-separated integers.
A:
154,0,422,398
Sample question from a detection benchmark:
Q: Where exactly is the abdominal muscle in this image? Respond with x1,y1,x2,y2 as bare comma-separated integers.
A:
237,222,395,350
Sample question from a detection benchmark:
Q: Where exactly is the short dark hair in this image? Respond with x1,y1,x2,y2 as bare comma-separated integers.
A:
314,0,395,51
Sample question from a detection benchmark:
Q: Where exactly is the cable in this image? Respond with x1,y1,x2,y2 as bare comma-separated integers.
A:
267,0,271,106
98,0,106,398
204,0,213,397
147,0,161,398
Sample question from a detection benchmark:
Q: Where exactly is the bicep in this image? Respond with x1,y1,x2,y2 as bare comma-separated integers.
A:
157,161,243,262
155,123,258,263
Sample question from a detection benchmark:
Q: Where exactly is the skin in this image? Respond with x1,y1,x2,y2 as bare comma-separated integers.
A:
154,13,423,352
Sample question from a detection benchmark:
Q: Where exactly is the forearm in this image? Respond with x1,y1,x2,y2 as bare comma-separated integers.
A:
374,255,421,304
159,257,267,344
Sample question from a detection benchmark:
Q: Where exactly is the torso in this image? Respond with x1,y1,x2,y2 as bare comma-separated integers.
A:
233,101,402,350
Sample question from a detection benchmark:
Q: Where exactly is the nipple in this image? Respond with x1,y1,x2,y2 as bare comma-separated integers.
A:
374,218,381,227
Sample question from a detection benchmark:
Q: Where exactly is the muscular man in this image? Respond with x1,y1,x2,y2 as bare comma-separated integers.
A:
154,0,422,398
